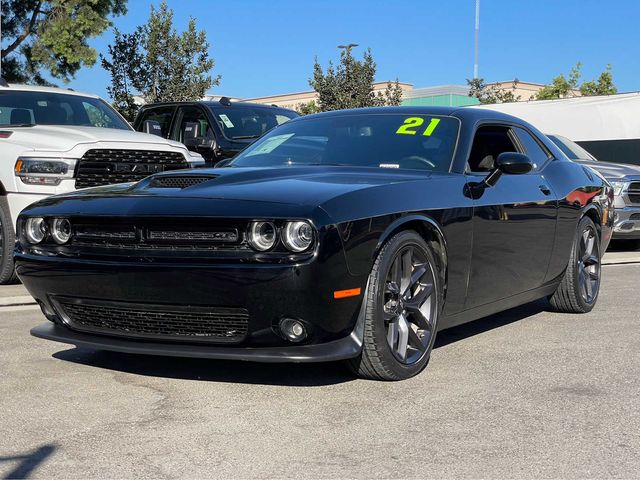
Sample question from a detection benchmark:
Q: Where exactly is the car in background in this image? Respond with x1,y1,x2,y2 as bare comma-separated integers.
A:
548,134,640,243
0,79,204,284
133,99,299,165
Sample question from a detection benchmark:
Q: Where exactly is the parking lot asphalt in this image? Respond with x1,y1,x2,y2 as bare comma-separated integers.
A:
0,264,639,479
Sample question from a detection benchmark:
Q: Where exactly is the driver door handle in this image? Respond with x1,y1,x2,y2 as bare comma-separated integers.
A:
539,184,552,196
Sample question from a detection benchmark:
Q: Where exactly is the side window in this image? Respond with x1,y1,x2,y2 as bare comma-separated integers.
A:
467,125,518,172
513,127,551,170
173,106,214,143
137,106,175,138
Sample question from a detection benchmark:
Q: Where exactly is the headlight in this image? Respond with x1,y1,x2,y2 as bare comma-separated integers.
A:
248,221,277,251
25,217,47,244
283,221,314,252
15,157,77,186
609,181,627,196
51,218,72,244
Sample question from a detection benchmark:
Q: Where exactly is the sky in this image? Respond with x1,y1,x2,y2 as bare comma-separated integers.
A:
64,0,640,100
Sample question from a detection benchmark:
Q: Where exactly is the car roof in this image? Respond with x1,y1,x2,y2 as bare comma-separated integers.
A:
0,82,100,99
291,105,528,124
140,100,297,113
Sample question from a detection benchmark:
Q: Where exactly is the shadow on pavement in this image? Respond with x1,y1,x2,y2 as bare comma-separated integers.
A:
52,299,549,385
435,298,548,348
0,444,56,480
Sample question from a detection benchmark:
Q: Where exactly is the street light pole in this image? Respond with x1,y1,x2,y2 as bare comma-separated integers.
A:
337,43,359,52
474,0,480,79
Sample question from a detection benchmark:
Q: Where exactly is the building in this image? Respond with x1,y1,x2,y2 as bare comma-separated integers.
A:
242,81,414,110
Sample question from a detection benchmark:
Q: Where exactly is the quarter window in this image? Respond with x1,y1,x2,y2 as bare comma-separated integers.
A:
513,127,551,170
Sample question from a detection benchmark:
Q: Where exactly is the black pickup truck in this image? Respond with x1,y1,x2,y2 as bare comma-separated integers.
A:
133,98,299,165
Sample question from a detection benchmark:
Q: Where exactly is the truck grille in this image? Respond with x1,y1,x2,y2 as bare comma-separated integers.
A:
628,182,640,205
75,149,188,188
54,297,249,343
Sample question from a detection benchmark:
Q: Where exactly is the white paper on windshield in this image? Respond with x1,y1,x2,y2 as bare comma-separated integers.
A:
219,114,235,128
245,133,294,156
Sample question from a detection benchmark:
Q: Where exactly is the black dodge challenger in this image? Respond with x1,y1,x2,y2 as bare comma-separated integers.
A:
16,107,613,381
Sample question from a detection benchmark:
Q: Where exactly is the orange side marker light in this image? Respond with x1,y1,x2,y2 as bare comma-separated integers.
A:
333,288,362,299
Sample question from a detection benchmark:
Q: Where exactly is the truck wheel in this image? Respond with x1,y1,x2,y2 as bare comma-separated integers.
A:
549,216,601,313
0,196,18,285
348,230,441,381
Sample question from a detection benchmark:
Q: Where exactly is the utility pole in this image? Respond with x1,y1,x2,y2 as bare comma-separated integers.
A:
474,0,480,79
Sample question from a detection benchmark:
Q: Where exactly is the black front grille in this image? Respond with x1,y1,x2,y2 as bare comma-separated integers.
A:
55,297,249,343
76,149,188,188
150,175,216,189
628,182,640,205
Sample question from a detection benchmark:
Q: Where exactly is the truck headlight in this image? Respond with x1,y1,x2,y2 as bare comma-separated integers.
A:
609,181,627,196
15,157,77,186
283,221,315,252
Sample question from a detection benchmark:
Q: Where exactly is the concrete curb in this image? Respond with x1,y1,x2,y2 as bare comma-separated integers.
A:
0,296,37,307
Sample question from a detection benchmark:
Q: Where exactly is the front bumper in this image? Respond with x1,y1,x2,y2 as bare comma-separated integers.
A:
16,252,368,361
612,206,640,239
31,322,362,363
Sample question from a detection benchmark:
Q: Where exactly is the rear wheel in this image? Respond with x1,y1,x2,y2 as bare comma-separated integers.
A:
0,196,17,285
549,216,601,313
348,231,441,381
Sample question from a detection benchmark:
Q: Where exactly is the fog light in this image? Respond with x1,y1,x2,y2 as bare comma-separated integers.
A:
279,318,308,343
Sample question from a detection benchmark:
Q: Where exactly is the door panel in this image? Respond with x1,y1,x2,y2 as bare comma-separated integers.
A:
464,173,557,309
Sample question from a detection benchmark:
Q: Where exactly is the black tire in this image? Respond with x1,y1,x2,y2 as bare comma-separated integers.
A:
0,196,18,285
348,230,442,381
549,216,601,313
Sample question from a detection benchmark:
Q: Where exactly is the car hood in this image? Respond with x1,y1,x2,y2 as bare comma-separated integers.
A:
71,166,436,206
576,159,640,180
5,125,187,152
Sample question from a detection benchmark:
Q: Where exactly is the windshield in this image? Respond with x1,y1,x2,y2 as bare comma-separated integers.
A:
208,105,298,140
0,90,131,130
548,134,596,161
229,113,459,171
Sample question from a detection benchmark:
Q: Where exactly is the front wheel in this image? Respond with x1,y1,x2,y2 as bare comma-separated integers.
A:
549,216,601,313
348,230,441,381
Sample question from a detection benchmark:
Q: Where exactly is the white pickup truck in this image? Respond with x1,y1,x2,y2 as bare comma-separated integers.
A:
0,81,204,283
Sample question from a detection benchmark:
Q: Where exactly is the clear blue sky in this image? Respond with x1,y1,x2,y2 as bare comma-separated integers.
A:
66,0,640,99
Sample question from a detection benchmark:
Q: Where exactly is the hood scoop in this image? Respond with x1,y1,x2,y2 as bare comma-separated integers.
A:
149,175,218,189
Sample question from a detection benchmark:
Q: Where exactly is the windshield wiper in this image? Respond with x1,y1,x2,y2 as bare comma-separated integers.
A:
231,135,260,140
2,123,36,128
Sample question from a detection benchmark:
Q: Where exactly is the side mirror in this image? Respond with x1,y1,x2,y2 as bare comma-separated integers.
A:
496,152,534,175
483,152,533,187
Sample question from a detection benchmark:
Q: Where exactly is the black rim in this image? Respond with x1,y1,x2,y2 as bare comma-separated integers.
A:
383,245,437,365
577,225,600,304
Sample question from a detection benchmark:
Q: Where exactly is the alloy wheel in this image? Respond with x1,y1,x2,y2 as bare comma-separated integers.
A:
577,225,600,304
383,245,437,365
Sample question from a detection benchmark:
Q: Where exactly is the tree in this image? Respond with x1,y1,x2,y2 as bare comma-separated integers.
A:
579,64,617,96
1,0,127,84
100,1,219,117
467,78,522,104
140,1,218,103
296,100,320,115
100,28,145,121
309,47,403,111
536,63,617,100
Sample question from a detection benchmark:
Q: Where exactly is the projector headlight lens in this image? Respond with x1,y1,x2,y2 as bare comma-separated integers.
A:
25,217,47,244
51,218,71,244
283,221,314,252
248,221,277,251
